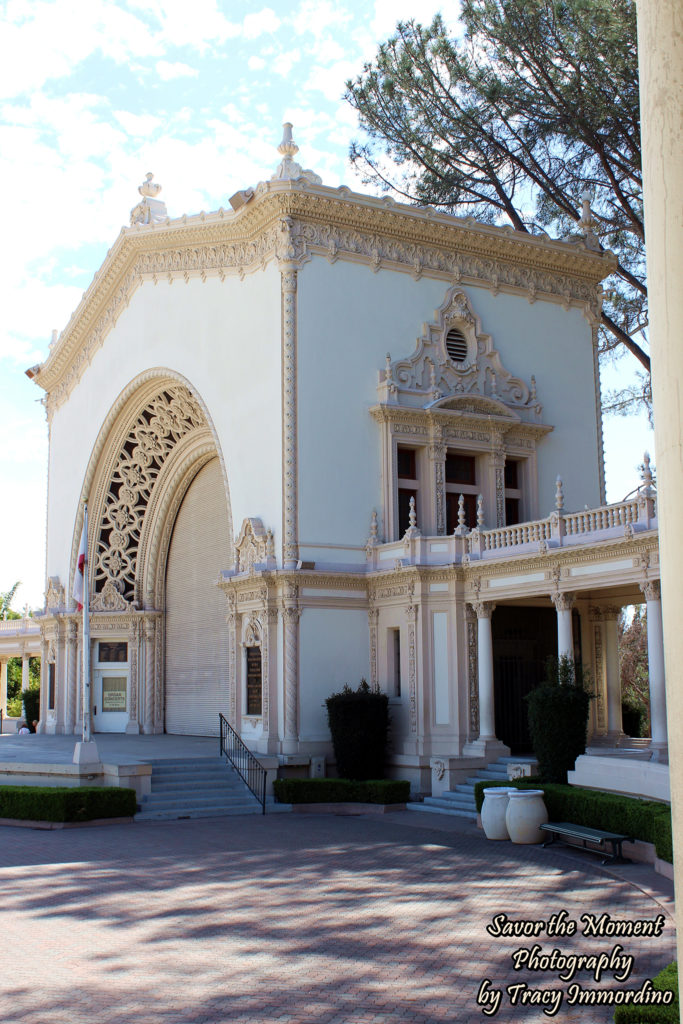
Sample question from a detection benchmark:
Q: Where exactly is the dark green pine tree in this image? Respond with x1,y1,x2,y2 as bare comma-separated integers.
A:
346,0,649,415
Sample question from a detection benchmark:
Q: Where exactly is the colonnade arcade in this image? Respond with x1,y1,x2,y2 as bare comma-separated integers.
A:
466,571,666,761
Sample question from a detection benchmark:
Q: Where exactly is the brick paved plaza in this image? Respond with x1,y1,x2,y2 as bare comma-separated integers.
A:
0,811,675,1024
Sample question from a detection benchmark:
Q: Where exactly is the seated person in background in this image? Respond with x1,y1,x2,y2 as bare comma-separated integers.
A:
17,721,30,735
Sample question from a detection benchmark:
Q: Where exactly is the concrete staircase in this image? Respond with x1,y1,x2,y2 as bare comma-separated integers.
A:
406,757,537,821
135,757,283,821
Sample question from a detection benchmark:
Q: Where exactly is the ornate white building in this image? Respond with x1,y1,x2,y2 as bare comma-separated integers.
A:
24,126,665,792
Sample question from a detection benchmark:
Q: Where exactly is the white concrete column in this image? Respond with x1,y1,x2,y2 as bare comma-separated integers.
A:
636,0,683,975
463,602,510,760
0,659,7,719
552,592,576,663
641,580,667,754
21,651,30,692
602,606,623,743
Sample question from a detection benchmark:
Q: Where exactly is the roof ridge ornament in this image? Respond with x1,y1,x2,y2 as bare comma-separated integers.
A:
130,173,168,226
271,123,322,185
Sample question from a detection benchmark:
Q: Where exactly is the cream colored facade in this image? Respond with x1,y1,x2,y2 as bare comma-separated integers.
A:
23,134,665,789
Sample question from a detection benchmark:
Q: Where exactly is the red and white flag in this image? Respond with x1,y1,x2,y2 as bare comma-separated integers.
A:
72,522,86,611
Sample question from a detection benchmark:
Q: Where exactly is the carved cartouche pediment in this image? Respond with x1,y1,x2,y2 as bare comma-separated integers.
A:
45,576,66,612
234,517,276,574
378,286,543,423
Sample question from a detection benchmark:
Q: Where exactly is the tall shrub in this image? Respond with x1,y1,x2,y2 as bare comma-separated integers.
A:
325,679,389,780
22,687,41,731
525,656,592,783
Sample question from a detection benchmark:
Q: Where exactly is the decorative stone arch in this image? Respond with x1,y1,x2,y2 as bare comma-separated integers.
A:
69,368,233,611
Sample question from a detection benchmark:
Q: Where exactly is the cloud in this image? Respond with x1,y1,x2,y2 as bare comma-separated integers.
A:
248,56,267,71
272,49,301,77
242,7,281,40
156,60,199,81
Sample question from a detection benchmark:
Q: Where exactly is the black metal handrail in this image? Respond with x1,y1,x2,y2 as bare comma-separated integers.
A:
219,713,267,814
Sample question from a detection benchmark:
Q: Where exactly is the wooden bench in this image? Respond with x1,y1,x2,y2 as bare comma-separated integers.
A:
540,822,634,864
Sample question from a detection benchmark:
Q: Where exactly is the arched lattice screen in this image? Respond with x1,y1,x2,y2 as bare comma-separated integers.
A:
93,384,206,603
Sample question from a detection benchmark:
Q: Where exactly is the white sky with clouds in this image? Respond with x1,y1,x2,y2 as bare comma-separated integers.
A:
0,0,653,611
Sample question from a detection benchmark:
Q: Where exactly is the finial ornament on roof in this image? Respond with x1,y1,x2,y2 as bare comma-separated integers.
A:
271,123,322,185
577,191,600,250
130,172,168,226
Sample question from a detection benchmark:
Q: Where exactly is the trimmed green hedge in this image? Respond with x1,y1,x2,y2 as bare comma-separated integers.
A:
473,780,672,863
0,786,136,822
273,778,410,805
614,961,678,1023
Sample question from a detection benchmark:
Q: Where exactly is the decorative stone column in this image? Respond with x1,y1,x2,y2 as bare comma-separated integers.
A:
0,659,7,720
551,591,576,663
428,434,447,534
463,602,510,759
601,606,623,744
66,619,78,734
491,447,506,528
368,607,379,688
640,580,667,757
281,592,301,754
143,618,156,735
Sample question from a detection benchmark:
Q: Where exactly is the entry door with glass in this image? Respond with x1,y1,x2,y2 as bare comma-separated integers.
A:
93,640,129,733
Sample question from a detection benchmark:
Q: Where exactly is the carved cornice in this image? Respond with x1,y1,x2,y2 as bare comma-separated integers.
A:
370,403,553,442
32,180,614,412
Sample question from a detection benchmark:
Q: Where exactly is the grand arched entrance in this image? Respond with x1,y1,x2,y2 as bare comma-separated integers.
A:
68,373,233,736
165,457,231,735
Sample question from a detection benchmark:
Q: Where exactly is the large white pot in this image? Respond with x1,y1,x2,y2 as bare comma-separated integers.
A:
481,787,515,840
505,789,548,844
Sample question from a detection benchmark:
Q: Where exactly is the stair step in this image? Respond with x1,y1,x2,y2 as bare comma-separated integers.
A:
406,802,477,820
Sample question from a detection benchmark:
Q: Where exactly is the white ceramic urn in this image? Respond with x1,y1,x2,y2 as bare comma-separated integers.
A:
505,789,548,844
481,787,515,840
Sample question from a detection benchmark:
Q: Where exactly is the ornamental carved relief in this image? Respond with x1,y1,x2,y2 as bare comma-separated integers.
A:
377,287,542,422
93,384,205,604
234,518,275,574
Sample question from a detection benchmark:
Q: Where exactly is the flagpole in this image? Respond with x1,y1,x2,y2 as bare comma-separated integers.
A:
73,498,99,766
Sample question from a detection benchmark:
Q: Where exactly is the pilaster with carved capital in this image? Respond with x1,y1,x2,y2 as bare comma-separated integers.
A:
281,598,301,747
465,604,479,738
281,268,299,569
404,600,418,733
126,619,141,734
143,617,156,734
66,619,79,734
225,592,238,726
367,607,379,688
640,579,661,603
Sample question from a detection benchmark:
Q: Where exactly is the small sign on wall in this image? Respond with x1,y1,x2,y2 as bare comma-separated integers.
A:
102,676,127,712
